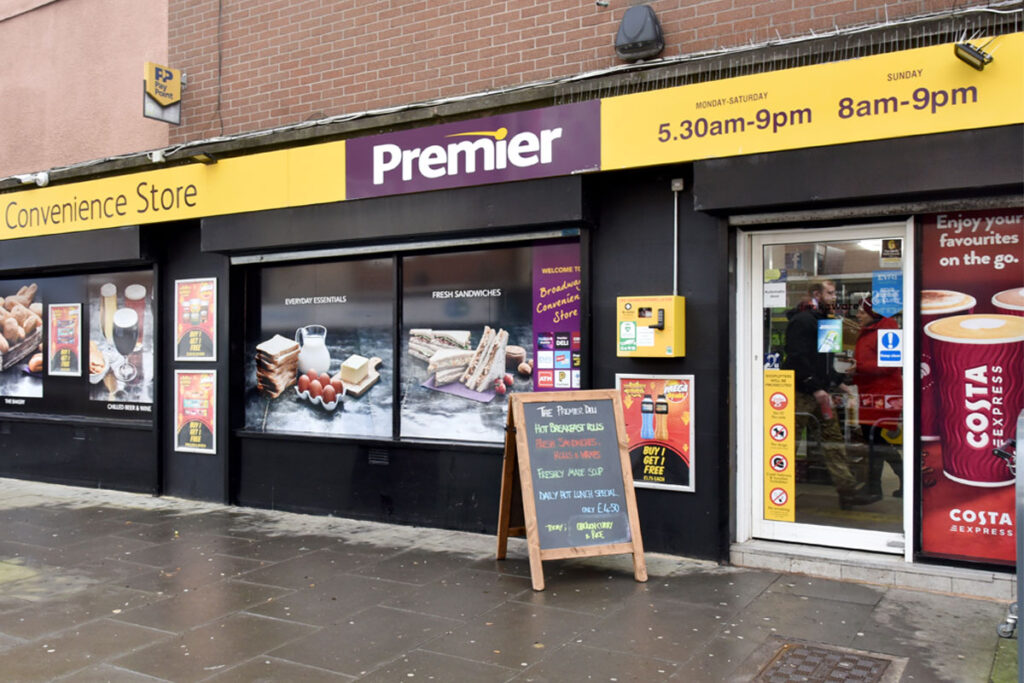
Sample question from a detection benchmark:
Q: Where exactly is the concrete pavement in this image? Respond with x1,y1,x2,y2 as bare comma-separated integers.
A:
0,478,1014,681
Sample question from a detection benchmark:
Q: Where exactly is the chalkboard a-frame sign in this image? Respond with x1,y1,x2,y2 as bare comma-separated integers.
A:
497,390,647,591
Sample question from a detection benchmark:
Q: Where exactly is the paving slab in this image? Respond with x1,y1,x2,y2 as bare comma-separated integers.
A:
0,477,1012,682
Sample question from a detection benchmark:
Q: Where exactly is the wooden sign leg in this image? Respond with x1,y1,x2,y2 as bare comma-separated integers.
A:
528,540,545,591
632,552,648,583
496,449,514,560
497,414,517,560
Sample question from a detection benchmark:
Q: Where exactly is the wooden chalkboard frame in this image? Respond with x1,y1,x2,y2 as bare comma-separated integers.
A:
496,390,647,591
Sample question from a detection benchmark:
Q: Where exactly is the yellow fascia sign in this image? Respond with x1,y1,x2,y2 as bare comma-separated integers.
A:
602,34,1024,170
1,141,346,241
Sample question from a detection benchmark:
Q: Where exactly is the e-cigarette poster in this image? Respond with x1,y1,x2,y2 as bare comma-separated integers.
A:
919,208,1023,565
174,370,216,454
175,278,216,361
47,303,81,376
616,374,695,492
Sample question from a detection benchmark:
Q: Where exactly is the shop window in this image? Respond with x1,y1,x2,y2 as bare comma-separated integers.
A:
244,258,395,438
400,241,581,442
0,270,155,421
242,239,582,444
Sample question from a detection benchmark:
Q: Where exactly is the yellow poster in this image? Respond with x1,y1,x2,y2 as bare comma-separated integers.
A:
763,370,795,522
602,35,1023,170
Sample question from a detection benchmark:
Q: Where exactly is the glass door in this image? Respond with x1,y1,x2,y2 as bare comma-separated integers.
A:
743,223,912,554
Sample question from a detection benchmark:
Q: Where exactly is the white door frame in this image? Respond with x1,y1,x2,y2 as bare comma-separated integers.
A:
736,221,915,560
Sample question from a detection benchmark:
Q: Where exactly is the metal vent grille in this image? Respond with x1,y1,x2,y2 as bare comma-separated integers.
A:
367,448,389,466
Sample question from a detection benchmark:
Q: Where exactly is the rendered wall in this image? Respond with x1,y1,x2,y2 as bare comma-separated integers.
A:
0,0,169,177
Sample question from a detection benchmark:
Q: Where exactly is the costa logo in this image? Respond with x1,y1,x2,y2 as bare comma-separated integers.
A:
373,127,564,185
949,508,1013,526
963,364,1006,449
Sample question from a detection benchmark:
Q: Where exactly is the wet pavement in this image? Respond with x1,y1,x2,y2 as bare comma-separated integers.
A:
0,478,1013,682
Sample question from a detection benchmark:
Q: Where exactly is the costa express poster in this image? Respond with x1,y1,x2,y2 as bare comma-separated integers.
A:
919,207,1023,565
616,374,694,491
174,370,216,454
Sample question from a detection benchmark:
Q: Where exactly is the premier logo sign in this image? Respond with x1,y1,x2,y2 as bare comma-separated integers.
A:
372,127,564,185
347,102,600,199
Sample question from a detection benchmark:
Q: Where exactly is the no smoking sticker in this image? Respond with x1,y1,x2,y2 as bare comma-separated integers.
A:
770,487,788,506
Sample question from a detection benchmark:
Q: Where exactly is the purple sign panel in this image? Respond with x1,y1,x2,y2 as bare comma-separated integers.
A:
346,101,601,199
532,242,581,391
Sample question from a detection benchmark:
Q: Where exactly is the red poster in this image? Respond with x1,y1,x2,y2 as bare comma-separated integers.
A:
616,374,694,491
919,208,1023,564
174,370,216,454
175,278,216,361
47,303,81,377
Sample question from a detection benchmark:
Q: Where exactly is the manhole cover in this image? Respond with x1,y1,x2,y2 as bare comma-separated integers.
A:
757,641,891,682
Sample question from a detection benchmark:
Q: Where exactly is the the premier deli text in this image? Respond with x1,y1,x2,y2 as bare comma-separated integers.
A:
5,181,198,230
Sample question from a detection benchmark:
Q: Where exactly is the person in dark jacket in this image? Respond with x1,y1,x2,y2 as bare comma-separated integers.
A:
783,280,877,509
852,296,904,497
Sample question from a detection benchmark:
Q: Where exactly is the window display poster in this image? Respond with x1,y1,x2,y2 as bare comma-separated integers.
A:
401,244,542,442
89,272,155,410
175,278,216,361
532,243,582,391
0,279,43,399
175,370,216,454
47,303,81,376
919,208,1023,565
615,374,695,491
244,258,394,438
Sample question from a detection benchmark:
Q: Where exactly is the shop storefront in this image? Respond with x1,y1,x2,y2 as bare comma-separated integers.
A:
0,33,1020,571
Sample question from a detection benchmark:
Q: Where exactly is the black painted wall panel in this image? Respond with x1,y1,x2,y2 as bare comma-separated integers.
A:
201,176,586,253
693,125,1023,212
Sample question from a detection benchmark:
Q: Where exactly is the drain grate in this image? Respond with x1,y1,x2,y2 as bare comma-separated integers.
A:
757,641,890,682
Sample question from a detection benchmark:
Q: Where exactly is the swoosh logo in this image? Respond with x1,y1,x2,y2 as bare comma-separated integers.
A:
445,127,508,141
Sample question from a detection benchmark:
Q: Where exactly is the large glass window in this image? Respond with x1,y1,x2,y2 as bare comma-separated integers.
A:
242,238,581,443
0,269,155,421
244,258,395,438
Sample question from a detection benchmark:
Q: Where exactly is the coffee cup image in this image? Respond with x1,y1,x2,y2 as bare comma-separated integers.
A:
924,314,1024,487
992,287,1024,316
919,289,977,441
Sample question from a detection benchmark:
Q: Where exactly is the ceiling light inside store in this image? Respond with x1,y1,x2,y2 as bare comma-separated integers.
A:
858,239,881,251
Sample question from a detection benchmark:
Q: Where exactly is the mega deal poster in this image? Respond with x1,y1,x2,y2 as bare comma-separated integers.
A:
919,207,1023,565
174,370,216,454
175,278,216,361
616,374,695,492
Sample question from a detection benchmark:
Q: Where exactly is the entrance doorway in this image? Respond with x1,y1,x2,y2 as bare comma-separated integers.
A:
739,223,913,555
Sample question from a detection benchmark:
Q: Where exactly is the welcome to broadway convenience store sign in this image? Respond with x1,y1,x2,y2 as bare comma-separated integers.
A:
3,34,1021,241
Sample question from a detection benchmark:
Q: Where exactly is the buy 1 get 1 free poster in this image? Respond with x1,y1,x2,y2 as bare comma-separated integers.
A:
616,374,695,492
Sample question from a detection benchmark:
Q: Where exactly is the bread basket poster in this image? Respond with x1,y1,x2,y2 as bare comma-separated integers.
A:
175,370,216,454
0,280,44,399
175,278,216,361
616,374,695,492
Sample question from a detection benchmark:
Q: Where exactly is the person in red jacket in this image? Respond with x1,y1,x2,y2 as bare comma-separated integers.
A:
852,296,904,497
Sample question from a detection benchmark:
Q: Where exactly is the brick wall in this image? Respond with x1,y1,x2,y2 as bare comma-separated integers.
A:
168,0,987,145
